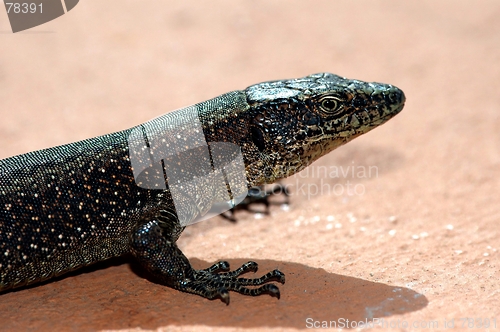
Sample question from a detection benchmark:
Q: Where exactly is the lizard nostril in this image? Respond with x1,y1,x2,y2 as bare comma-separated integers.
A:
384,92,396,105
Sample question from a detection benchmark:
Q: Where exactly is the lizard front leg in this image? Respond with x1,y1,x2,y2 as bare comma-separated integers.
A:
130,209,285,304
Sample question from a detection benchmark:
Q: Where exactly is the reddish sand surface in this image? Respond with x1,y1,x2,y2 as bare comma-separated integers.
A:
1,1,499,331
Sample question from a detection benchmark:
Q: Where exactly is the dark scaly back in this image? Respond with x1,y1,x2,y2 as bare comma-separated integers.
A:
0,131,152,288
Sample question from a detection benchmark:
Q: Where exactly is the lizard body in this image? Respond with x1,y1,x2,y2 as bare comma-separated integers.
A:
0,73,405,304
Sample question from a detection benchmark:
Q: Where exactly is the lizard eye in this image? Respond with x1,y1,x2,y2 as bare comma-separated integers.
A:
319,96,342,114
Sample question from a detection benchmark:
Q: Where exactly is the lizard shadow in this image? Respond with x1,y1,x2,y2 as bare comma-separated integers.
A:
0,257,427,330
129,258,429,329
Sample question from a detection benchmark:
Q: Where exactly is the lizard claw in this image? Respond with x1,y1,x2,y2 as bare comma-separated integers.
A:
265,284,281,299
218,287,230,305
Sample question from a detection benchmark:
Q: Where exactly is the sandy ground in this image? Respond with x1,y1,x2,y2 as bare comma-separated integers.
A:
0,1,499,331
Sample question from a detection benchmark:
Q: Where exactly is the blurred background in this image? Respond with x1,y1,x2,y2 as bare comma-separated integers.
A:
1,1,499,331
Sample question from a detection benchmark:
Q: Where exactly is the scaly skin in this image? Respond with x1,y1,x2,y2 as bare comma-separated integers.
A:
0,73,404,304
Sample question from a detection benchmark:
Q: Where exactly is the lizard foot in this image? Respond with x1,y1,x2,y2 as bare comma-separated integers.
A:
221,183,290,221
183,261,285,305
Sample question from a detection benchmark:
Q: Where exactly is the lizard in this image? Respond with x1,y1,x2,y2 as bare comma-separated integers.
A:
0,73,405,304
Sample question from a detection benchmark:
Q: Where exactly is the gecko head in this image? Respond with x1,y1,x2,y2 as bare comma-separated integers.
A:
243,72,405,183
